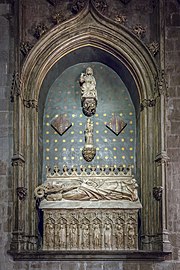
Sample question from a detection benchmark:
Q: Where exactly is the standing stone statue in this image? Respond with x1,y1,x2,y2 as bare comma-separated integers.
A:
82,118,96,162
79,67,98,117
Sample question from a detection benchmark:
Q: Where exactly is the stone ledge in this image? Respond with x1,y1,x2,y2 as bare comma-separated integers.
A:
7,250,171,261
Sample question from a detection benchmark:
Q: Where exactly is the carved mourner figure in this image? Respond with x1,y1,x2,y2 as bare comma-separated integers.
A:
79,67,98,116
104,220,112,249
93,220,101,249
81,220,90,249
58,220,66,249
127,221,135,248
115,219,124,249
45,221,54,249
69,220,78,249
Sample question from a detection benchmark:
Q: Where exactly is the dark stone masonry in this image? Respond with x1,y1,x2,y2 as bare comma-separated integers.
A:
0,0,179,269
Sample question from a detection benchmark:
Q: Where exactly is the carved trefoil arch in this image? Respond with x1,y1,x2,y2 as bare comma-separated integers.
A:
9,0,171,258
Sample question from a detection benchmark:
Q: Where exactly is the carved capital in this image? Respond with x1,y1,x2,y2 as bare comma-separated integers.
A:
23,99,38,111
155,151,170,165
153,186,163,201
12,153,25,167
140,99,156,111
10,72,22,102
17,187,27,201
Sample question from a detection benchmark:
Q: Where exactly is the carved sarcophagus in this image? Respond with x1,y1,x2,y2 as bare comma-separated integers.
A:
35,165,142,251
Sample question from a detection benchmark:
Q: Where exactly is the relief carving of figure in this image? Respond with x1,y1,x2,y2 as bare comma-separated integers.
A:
127,221,135,248
69,220,78,249
57,220,66,249
81,221,90,249
115,219,124,249
93,220,101,249
45,221,54,249
104,221,112,249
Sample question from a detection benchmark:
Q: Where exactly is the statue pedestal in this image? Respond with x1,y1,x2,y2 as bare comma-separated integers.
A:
40,200,141,251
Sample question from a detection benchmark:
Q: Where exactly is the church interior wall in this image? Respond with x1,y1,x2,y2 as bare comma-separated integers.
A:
0,0,180,269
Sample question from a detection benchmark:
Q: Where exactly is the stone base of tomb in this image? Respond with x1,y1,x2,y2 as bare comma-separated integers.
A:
40,200,141,251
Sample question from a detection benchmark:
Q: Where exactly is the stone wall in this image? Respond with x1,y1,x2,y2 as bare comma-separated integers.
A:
166,0,180,264
0,0,180,269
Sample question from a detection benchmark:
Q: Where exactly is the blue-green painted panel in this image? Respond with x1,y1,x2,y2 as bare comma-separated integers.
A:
42,63,136,180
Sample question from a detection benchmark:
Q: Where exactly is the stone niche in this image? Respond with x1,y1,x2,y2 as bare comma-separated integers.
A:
35,165,142,251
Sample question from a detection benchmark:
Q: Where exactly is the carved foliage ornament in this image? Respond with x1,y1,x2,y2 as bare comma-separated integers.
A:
132,24,146,39
20,41,33,57
34,23,48,39
51,12,64,25
17,187,27,201
153,186,163,201
93,0,108,14
10,72,38,111
70,0,86,14
140,99,156,111
148,42,159,56
10,72,21,102
114,14,127,24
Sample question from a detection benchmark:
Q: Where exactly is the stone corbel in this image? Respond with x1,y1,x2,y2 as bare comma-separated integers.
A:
155,151,170,166
12,153,25,167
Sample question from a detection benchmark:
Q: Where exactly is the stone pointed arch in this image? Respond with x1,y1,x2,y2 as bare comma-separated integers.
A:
10,0,171,256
